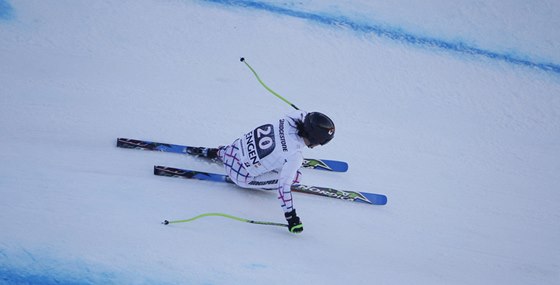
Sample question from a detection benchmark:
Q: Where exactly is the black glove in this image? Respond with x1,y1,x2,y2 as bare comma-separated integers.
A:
285,209,303,233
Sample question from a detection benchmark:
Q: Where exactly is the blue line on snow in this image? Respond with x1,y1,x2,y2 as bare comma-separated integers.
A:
202,0,560,75
0,0,14,20
0,266,89,285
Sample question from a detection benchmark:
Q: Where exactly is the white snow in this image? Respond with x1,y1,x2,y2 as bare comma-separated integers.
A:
1,0,559,284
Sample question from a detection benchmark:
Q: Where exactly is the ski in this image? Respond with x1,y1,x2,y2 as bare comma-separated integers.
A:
153,165,387,205
117,137,348,172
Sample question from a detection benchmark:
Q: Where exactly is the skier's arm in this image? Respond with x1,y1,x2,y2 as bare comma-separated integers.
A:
277,153,304,233
277,153,302,212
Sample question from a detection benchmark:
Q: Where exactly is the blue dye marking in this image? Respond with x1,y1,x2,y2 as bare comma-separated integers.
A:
0,266,92,285
246,263,267,269
0,264,172,285
0,0,14,20
0,249,172,285
201,0,560,75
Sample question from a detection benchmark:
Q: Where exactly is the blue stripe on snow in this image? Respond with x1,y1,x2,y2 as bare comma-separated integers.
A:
0,267,90,285
201,0,560,75
0,248,177,285
0,0,14,20
0,264,174,285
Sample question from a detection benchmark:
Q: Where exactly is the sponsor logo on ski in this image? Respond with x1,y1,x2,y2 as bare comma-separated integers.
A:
295,185,370,203
249,179,279,186
302,159,332,170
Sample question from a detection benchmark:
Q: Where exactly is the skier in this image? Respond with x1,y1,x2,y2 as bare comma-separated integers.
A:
190,110,335,233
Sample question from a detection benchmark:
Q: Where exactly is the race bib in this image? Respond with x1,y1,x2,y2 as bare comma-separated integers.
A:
244,124,276,167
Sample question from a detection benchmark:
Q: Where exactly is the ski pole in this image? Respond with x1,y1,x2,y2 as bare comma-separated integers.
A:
162,212,288,228
240,57,300,110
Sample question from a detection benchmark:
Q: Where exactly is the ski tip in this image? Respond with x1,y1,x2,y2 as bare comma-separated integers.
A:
360,193,388,205
377,195,388,205
326,160,348,172
162,220,170,225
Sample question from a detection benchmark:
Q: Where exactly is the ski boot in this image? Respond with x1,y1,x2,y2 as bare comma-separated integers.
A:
187,147,219,159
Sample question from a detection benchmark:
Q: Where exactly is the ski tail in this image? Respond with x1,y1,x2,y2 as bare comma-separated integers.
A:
117,138,189,154
154,166,233,183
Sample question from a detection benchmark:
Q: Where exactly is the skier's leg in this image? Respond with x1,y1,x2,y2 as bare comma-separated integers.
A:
220,140,252,186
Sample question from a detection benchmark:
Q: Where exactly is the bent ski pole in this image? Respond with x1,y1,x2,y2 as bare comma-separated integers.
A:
163,212,288,228
240,57,300,110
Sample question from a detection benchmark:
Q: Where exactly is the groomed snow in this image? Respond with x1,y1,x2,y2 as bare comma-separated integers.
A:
1,0,559,284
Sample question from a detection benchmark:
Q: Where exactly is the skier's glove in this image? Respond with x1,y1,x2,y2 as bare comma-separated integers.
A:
285,209,303,234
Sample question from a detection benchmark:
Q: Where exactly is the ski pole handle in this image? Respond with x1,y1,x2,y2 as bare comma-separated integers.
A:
240,57,300,110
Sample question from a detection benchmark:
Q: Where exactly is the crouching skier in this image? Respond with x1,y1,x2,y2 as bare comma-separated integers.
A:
190,110,335,233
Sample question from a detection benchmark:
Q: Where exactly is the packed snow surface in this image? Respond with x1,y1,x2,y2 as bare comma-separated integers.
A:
1,0,559,284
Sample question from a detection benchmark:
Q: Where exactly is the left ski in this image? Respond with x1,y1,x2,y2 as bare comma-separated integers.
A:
153,165,387,205
116,137,348,172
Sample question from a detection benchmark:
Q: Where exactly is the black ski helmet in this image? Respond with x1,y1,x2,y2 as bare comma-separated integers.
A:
301,112,335,146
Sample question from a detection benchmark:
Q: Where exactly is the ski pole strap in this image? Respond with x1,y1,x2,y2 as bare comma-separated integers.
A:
163,212,288,228
240,58,300,110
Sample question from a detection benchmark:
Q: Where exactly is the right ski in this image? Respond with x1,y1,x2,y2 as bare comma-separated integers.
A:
117,138,348,172
154,165,387,205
